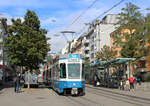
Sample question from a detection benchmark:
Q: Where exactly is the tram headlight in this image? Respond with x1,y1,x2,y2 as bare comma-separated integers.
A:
73,83,76,86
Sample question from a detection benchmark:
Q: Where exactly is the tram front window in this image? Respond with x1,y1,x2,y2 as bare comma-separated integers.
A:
68,63,80,79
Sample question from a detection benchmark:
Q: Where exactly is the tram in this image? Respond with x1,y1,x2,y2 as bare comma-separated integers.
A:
0,65,4,85
47,54,85,95
0,69,3,85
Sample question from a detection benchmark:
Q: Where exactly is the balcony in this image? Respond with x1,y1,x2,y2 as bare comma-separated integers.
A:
84,39,90,44
85,54,90,58
84,46,90,51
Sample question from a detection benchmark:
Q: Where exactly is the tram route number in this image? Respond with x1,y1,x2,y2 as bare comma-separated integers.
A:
69,54,80,62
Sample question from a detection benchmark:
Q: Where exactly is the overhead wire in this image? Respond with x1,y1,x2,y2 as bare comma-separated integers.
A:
54,0,125,53
77,0,125,35
67,0,99,29
94,0,125,21
58,0,99,42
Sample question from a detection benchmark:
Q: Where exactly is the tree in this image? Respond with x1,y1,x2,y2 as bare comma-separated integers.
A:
96,45,117,61
113,2,144,59
5,10,50,87
45,55,53,64
143,12,150,53
84,58,90,65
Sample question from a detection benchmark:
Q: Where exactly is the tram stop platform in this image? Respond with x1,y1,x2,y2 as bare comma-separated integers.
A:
85,83,150,100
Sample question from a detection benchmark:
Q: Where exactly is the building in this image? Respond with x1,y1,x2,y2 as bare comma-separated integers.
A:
60,14,120,63
0,18,7,66
83,14,120,63
61,43,70,54
61,38,79,54
82,32,90,60
70,35,84,54
110,27,150,79
0,18,8,83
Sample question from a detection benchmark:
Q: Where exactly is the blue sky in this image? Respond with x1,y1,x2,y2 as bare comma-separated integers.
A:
0,0,149,53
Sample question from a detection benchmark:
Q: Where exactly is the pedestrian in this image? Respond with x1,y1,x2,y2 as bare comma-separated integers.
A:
120,80,124,90
14,73,20,93
136,77,141,85
14,75,17,92
93,74,98,86
125,79,130,91
128,75,135,91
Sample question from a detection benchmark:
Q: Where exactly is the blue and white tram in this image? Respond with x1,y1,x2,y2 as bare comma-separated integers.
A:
50,54,85,95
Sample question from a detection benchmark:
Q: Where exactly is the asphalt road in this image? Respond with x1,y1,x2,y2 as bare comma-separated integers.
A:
0,85,150,106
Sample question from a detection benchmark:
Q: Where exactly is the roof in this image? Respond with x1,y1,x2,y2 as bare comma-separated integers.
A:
86,58,135,67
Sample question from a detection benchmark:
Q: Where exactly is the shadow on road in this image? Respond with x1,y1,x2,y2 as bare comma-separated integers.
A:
0,81,14,91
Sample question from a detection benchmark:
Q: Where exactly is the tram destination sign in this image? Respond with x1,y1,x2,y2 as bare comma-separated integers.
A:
68,54,79,62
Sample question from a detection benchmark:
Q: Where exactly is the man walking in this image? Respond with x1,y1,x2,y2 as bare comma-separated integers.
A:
128,75,135,91
14,74,20,93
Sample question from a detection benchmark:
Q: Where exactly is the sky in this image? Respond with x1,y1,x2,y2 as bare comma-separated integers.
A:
0,0,149,53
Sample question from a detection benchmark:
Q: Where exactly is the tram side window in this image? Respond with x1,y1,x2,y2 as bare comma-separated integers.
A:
60,63,66,78
82,64,85,79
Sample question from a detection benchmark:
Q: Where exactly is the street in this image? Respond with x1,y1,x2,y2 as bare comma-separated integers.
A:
1,83,150,106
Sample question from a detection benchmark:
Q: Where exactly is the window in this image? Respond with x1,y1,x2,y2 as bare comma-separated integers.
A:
60,63,66,78
82,64,85,79
68,63,80,79
141,61,146,68
91,53,94,58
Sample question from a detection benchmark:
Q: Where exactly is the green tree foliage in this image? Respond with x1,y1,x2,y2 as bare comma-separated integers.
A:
143,12,150,53
96,45,117,61
113,2,144,59
5,10,50,71
45,55,53,64
84,58,90,65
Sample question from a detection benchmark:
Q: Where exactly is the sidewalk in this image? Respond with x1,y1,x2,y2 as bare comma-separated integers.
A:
0,81,14,93
86,84,150,100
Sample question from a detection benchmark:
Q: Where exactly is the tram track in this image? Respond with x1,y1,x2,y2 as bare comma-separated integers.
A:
66,96,103,106
86,85,150,101
50,88,102,106
86,86,150,106
66,96,87,106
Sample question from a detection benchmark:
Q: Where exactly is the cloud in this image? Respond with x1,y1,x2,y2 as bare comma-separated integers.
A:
41,17,57,26
47,6,107,53
0,13,12,25
48,35,67,53
0,0,132,53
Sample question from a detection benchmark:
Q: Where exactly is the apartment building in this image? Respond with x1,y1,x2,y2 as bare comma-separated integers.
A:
82,32,90,60
61,14,119,63
0,18,8,83
0,18,8,67
84,14,120,63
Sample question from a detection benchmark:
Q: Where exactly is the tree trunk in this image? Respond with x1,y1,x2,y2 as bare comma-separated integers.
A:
27,70,30,89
